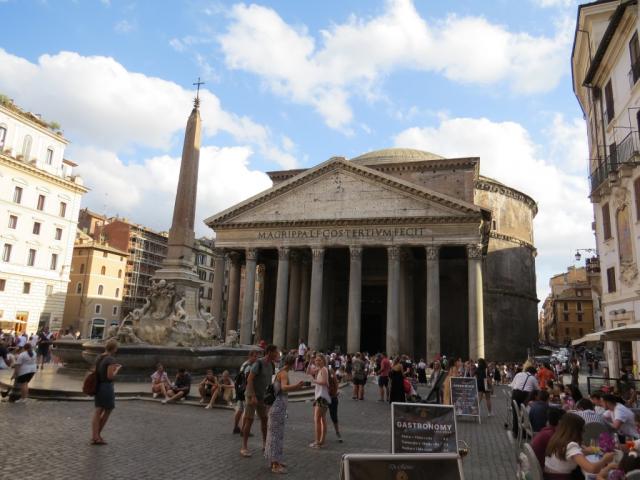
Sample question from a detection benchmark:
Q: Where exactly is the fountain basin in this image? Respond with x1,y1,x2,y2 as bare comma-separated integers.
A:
52,339,87,368
80,342,260,373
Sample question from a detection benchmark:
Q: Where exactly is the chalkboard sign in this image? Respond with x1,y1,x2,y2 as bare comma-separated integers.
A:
450,377,480,422
391,402,458,454
341,453,464,480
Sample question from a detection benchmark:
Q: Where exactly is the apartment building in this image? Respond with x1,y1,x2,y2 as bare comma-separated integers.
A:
573,0,640,373
0,98,87,333
62,230,127,338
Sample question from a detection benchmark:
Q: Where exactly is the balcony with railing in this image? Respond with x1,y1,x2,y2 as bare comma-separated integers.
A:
589,131,640,193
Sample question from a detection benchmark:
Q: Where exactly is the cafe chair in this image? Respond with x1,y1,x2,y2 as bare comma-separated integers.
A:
503,389,513,430
519,404,534,442
521,443,543,480
582,422,609,446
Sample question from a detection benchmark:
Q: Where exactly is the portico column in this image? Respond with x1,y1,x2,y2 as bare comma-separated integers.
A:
240,248,257,345
272,247,290,349
225,252,241,334
308,248,325,350
347,246,363,354
286,251,302,348
425,245,440,362
210,248,226,327
386,246,400,356
467,244,485,359
298,255,311,345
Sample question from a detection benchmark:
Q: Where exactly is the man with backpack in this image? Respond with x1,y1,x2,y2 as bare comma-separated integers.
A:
241,344,278,458
233,350,258,434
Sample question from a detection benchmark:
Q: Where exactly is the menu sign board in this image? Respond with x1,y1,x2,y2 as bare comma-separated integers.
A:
341,453,464,480
450,377,480,421
391,403,458,454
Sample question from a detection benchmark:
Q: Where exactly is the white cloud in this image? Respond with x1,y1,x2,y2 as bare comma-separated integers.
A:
219,0,571,129
114,19,135,34
0,48,296,168
394,116,593,302
531,0,574,8
71,145,272,236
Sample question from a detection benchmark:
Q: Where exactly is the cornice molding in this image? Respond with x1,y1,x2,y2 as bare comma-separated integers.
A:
475,178,538,215
213,215,482,230
489,231,536,251
1,153,88,194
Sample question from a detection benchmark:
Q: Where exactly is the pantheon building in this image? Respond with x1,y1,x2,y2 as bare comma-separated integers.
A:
205,148,538,361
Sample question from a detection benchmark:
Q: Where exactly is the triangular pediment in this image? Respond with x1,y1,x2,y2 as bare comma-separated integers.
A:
205,157,481,227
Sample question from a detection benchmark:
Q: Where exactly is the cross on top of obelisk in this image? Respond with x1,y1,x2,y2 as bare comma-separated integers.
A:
193,77,204,108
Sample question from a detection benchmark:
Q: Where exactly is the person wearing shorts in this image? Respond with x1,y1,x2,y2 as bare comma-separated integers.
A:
241,344,278,458
13,343,37,402
378,353,391,402
351,353,366,400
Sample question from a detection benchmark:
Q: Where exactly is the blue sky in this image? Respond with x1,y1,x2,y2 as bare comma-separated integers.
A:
0,0,593,302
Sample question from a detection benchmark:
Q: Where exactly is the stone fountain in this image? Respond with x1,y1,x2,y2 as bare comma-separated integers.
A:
55,92,258,374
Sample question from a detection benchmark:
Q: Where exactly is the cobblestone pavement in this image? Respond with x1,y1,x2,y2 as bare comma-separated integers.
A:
0,382,516,480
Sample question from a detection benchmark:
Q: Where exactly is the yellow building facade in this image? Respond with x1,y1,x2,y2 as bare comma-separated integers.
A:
62,231,127,339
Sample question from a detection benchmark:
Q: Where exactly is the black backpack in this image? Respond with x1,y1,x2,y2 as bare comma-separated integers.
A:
235,365,248,401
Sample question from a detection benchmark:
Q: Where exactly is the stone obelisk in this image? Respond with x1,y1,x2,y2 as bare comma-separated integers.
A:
152,93,203,320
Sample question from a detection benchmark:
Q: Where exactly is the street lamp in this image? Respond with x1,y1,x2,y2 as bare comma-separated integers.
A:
574,248,597,262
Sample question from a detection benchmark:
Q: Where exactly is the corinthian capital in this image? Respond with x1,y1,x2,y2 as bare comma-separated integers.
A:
387,246,400,260
246,248,258,261
349,246,362,260
425,245,440,261
278,247,290,260
466,244,483,259
311,248,324,261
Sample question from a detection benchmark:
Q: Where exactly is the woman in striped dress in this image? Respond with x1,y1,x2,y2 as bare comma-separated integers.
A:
265,354,304,474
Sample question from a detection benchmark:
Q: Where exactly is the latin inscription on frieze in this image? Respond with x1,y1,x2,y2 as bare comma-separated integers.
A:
257,227,427,241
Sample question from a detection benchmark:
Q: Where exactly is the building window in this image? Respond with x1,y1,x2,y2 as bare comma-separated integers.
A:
37,194,45,211
118,269,122,278
577,301,582,312
23,282,31,294
55,228,62,240
95,304,102,314
563,302,568,312
76,282,82,294
610,142,617,166
13,186,22,204
33,222,41,235
602,203,612,239
50,253,58,270
115,288,120,298
101,266,106,275
576,290,582,297
103,252,108,258
579,328,584,336
8,215,17,229
112,306,118,316
565,327,570,335
0,126,6,149
578,313,583,322
563,313,569,322
45,284,53,296
79,263,85,274
98,285,104,295
630,31,640,85
59,202,67,218
0,279,5,291
605,80,615,123
2,244,12,262
22,135,32,159
607,266,617,293
45,148,54,165
27,249,36,267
